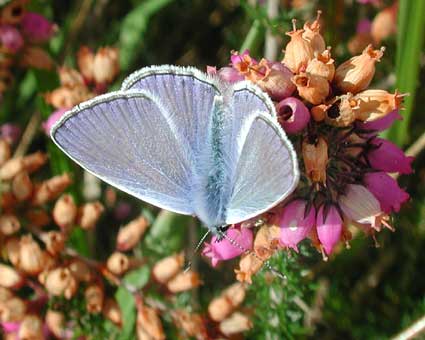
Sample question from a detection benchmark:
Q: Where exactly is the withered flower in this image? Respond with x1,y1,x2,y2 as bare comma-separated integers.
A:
152,252,184,284
53,194,77,231
292,72,329,105
106,252,130,276
78,201,104,229
306,48,335,81
85,283,104,314
302,136,328,184
166,270,202,293
116,216,150,251
219,312,253,336
302,10,326,53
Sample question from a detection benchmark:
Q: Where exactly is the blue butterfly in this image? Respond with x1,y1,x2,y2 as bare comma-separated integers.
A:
51,65,299,234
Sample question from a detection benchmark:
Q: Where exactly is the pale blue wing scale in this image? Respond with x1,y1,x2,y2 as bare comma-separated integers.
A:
225,112,299,224
51,90,194,215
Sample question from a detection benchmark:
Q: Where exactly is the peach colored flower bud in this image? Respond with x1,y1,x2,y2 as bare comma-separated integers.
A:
235,253,263,284
106,252,130,276
354,89,406,122
85,283,104,313
20,46,55,70
45,310,66,339
292,72,329,104
0,296,26,322
136,304,165,340
0,264,24,289
93,47,120,85
32,173,72,206
58,66,84,87
77,201,104,229
172,310,206,338
44,267,74,296
325,94,360,127
306,48,335,81
41,231,66,256
18,314,44,340
0,157,24,180
282,20,314,73
152,252,184,284
116,216,149,251
371,5,397,44
0,139,11,166
219,312,253,336
53,194,77,231
25,209,50,228
103,298,122,327
311,104,330,122
11,171,33,201
302,136,328,184
18,235,45,275
45,85,94,109
0,214,20,235
0,287,13,302
208,283,246,322
167,270,202,293
77,46,95,83
334,45,384,93
302,10,326,54
253,224,280,260
68,259,92,282
1,191,17,210
5,237,20,267
22,151,48,173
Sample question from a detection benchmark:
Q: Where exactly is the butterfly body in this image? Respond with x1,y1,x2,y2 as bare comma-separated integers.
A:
52,65,299,232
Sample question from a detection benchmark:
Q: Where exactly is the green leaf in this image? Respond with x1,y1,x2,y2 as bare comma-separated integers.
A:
239,19,265,55
116,287,137,340
122,266,150,290
119,0,175,71
384,1,425,146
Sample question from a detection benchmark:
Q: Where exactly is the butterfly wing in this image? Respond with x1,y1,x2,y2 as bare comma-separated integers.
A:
51,90,195,215
225,111,299,225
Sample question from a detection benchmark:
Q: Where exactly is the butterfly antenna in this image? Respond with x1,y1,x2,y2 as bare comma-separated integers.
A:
217,229,287,281
184,229,211,273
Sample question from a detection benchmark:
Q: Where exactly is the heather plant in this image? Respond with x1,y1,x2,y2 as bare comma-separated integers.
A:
0,1,424,339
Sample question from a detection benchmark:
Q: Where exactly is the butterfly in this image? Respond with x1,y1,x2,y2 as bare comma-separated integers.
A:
51,65,299,235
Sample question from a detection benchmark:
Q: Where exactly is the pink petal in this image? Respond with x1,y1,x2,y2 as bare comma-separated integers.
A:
21,12,56,43
277,97,310,134
368,138,414,174
316,205,343,255
356,19,372,34
217,67,244,83
42,108,68,135
0,25,24,53
357,110,402,132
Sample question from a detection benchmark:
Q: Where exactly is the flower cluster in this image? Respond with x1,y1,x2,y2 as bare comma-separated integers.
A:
204,11,411,275
0,0,56,96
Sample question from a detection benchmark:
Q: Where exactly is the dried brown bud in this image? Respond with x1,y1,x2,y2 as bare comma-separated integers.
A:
0,296,26,322
103,298,122,327
20,46,55,70
12,171,33,201
253,224,281,260
0,157,24,180
0,139,11,167
0,264,24,289
0,0,26,25
53,194,77,231
208,283,246,322
18,235,45,275
106,252,130,276
334,45,384,94
116,216,149,251
172,310,207,339
58,66,84,87
18,314,44,340
302,136,328,184
136,303,165,340
371,5,397,44
78,201,104,229
282,20,314,73
46,309,66,339
219,312,253,336
167,270,202,293
235,253,264,284
25,209,51,228
152,252,184,284
44,267,76,297
85,283,104,314
0,191,17,210
93,47,120,85
0,214,20,235
68,259,92,282
354,89,406,122
77,46,95,83
306,48,335,81
41,231,66,256
0,287,13,302
302,11,326,54
292,72,329,104
32,173,72,206
311,104,330,122
5,237,21,267
22,152,48,173
325,94,360,127
45,85,94,109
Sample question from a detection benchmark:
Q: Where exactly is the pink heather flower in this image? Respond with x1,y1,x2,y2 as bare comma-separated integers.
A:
276,97,310,134
339,184,382,225
230,49,257,68
42,108,68,135
279,200,316,251
357,19,372,34
357,110,402,132
202,226,253,267
368,137,414,174
0,123,21,144
21,12,57,43
206,65,217,75
217,67,244,83
0,25,24,53
257,62,295,101
114,202,132,220
364,172,410,213
357,0,380,4
316,205,343,255
1,322,20,333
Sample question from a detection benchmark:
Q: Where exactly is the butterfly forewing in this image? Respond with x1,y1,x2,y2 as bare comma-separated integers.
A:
51,91,195,215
